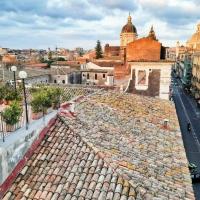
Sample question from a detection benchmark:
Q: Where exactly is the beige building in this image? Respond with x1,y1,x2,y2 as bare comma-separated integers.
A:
120,14,137,47
191,51,200,100
187,23,200,50
81,62,114,86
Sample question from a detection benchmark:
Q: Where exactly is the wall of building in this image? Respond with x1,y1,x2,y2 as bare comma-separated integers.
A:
51,74,69,84
24,75,50,85
104,44,120,57
81,71,108,85
68,72,82,84
129,69,160,97
128,62,172,100
191,52,200,99
126,38,161,61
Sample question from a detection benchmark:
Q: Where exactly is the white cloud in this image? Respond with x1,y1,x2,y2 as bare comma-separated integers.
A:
0,0,199,49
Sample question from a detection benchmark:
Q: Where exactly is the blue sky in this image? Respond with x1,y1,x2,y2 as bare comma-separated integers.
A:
0,0,199,50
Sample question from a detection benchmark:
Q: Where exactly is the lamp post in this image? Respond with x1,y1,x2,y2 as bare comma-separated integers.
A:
19,71,29,130
11,65,17,92
0,111,5,142
0,63,4,82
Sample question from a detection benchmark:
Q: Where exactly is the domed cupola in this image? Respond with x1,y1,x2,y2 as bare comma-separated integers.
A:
120,14,138,47
121,15,137,34
186,23,200,50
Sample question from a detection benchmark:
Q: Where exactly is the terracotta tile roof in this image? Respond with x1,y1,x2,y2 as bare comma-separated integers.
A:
62,91,194,199
3,118,137,200
2,91,194,199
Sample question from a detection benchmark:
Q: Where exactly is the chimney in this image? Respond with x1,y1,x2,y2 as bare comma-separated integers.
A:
163,119,169,129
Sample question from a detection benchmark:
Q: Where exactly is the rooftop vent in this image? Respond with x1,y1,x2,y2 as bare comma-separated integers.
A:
163,119,169,128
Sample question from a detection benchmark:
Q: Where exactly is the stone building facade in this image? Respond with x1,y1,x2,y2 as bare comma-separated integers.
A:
191,51,200,101
81,69,114,86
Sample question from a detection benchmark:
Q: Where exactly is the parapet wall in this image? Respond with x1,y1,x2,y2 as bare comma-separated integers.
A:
0,111,57,186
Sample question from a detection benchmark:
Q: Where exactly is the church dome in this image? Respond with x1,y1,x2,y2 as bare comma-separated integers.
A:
121,15,137,34
187,23,200,49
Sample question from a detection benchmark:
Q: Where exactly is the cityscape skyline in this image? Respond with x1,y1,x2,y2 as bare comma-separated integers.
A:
0,0,199,49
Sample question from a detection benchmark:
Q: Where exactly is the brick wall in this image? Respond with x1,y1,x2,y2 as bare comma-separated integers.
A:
104,45,120,57
126,38,161,61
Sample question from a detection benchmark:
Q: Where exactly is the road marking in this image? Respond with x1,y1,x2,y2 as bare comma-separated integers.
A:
174,85,200,152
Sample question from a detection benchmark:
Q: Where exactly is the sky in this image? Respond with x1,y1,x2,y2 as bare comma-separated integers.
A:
0,0,199,50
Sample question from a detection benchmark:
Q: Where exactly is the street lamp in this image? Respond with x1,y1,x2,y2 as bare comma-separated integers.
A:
0,111,5,142
11,65,17,92
19,71,29,130
0,63,4,82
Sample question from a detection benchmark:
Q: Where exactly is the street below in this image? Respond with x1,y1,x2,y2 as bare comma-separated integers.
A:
172,76,200,199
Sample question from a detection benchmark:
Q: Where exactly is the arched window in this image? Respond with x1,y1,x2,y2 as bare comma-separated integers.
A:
95,74,97,80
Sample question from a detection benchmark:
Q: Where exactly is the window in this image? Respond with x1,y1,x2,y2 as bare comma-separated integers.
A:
87,73,89,79
95,74,97,80
62,80,65,84
54,80,57,83
135,69,149,91
103,74,105,78
138,70,146,85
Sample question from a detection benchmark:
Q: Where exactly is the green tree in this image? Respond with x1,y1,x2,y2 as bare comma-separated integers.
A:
95,40,103,59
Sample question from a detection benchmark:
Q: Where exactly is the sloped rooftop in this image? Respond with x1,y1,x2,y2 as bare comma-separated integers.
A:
3,118,136,200
2,91,194,199
62,91,194,199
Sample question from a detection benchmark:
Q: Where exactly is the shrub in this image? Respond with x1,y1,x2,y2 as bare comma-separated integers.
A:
47,87,62,105
31,90,52,113
3,85,22,102
2,101,22,125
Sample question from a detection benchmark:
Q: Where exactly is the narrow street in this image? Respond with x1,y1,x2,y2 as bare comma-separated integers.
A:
172,76,200,199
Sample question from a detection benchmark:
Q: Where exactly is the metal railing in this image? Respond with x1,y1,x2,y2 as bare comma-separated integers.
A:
0,112,24,142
